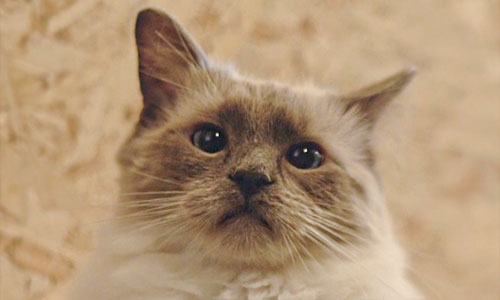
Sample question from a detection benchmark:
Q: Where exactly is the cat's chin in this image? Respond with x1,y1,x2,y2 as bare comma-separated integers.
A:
201,209,283,267
217,206,273,232
215,213,275,249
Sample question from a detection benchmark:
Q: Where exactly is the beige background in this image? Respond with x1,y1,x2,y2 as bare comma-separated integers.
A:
1,1,499,299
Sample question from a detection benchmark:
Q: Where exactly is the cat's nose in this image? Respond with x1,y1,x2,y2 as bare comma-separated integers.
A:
229,170,274,198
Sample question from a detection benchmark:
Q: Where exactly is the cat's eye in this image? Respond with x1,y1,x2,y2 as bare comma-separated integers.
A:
192,125,227,153
286,142,323,169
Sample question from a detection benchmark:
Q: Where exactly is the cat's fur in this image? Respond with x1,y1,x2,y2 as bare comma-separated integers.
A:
70,8,421,300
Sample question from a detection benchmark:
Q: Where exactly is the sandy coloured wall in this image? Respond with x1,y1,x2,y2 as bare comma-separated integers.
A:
1,1,499,299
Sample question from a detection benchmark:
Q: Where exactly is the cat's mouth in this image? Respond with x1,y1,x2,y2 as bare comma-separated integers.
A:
218,204,271,231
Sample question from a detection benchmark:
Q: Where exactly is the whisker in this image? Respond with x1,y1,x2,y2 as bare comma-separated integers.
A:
304,212,365,241
304,223,357,261
139,70,192,92
118,202,180,209
120,213,183,237
302,222,410,298
304,216,367,252
130,169,179,184
273,200,358,235
94,205,180,224
170,20,222,99
120,201,182,211
118,198,186,208
121,190,184,196
282,232,298,267
155,30,197,67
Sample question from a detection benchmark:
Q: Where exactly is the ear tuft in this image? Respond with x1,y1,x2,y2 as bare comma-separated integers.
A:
342,67,416,126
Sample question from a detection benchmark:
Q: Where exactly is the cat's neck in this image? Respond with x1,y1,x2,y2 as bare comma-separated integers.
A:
87,219,412,299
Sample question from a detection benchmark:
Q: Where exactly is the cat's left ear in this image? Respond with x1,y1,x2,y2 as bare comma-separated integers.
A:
341,68,416,127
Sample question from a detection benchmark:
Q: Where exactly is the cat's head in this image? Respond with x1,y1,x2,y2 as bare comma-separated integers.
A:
117,9,415,269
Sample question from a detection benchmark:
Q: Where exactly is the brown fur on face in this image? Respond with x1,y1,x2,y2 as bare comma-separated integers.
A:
116,9,415,269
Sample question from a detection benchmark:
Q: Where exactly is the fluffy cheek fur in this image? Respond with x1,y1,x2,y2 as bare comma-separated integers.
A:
117,123,369,268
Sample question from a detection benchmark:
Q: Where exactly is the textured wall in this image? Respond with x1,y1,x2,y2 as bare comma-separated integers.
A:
1,1,498,299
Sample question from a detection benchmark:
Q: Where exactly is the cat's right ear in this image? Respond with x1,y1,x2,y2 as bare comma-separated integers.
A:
341,68,416,128
135,9,209,127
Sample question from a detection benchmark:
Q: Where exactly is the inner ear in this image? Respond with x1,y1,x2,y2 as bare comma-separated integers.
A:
135,8,210,126
340,68,416,165
342,67,416,127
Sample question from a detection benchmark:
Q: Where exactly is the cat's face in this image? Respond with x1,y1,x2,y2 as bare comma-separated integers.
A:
117,9,414,268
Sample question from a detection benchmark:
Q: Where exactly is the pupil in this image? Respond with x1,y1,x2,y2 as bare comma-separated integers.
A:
192,125,226,153
287,142,323,169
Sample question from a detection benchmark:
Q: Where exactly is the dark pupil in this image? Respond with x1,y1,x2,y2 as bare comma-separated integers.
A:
287,143,323,169
192,126,226,153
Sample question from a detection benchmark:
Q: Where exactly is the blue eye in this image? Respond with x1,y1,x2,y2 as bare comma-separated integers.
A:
192,125,227,153
286,142,323,169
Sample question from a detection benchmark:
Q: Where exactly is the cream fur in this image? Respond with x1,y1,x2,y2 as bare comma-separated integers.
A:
69,8,422,300
69,71,422,299
70,219,421,300
69,72,422,300
70,162,421,300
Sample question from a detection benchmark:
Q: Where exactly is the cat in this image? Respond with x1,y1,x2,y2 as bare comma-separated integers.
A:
70,8,421,300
